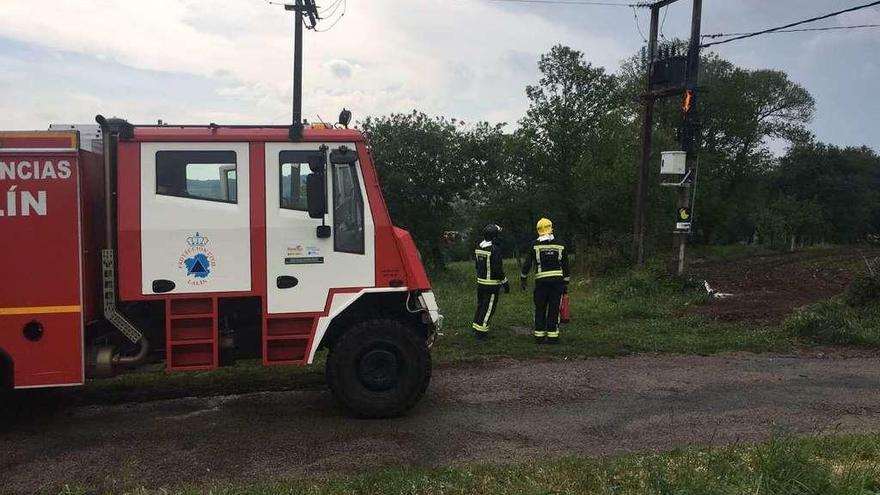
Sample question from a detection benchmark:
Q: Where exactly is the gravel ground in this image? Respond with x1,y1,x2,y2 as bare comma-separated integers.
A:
1,353,879,493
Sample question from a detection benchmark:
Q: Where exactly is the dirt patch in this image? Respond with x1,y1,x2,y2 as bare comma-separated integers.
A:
2,353,879,493
686,247,880,324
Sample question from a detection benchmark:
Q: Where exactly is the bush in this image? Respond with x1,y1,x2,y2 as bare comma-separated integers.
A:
784,300,880,347
845,273,880,307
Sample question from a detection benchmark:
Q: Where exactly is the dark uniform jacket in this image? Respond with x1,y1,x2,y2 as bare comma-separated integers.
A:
520,236,570,283
475,242,508,286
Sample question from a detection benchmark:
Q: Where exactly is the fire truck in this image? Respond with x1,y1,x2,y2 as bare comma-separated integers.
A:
0,116,441,418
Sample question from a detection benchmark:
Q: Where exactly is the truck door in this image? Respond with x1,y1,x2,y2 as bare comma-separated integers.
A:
264,143,375,314
140,143,251,295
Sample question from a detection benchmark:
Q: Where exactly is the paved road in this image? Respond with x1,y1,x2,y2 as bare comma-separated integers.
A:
2,353,879,493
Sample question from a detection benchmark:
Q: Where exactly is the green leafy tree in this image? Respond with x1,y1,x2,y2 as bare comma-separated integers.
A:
518,45,635,269
774,143,880,243
361,111,506,268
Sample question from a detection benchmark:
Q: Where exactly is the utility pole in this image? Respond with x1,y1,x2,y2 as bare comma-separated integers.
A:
285,0,318,141
672,0,702,276
632,6,660,268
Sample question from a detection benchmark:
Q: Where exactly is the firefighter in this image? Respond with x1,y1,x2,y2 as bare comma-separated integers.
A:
472,223,510,340
520,218,569,344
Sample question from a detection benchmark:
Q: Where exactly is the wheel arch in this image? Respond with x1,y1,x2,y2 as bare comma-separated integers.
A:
313,290,430,358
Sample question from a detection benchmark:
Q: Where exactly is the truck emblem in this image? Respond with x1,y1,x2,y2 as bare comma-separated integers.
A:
177,232,216,285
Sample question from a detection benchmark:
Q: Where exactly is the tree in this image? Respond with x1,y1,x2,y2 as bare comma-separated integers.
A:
519,45,635,268
774,143,880,244
361,111,505,268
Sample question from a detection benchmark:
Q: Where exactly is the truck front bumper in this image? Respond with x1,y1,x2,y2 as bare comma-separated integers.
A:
418,291,443,347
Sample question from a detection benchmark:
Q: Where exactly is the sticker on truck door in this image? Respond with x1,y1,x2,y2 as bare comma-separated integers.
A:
284,244,323,265
177,232,217,286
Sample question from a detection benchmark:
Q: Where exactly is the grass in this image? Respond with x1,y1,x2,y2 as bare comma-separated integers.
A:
58,434,880,494
70,256,799,404
784,299,880,347
429,258,794,363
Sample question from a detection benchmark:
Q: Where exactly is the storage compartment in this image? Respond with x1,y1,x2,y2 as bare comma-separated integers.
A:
170,343,214,368
170,298,213,316
165,297,217,370
266,338,308,363
169,317,213,341
266,317,313,336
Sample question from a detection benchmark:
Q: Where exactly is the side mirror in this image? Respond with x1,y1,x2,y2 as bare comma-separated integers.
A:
330,146,358,165
306,173,326,219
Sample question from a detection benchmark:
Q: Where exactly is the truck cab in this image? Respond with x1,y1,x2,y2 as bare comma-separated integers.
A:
0,120,440,418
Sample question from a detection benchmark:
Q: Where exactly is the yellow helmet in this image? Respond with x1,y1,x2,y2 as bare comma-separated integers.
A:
536,218,553,236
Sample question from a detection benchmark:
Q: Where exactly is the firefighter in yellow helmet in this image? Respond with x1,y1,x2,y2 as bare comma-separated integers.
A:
472,223,509,340
520,218,569,344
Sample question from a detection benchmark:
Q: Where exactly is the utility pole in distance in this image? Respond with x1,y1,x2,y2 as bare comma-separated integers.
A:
632,0,682,268
672,0,702,276
632,5,660,268
285,0,318,141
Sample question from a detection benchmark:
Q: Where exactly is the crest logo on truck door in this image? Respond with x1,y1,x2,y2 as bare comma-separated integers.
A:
177,232,216,286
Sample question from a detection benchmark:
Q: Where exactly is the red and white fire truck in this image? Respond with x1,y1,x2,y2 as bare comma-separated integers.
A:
0,117,441,417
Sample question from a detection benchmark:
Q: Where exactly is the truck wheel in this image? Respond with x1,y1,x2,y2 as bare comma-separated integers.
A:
326,319,431,418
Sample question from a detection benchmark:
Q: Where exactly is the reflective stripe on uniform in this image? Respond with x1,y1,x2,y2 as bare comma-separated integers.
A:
546,330,560,338
535,270,564,279
472,323,489,332
477,277,508,286
482,294,495,328
533,330,546,337
475,249,492,280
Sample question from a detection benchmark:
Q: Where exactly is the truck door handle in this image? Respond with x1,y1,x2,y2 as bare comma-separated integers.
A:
276,276,299,289
152,279,176,293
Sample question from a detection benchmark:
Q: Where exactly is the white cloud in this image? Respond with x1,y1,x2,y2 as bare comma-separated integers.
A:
0,0,627,126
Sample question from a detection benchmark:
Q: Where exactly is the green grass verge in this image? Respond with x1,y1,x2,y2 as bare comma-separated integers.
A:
59,434,880,495
430,259,793,363
785,299,880,347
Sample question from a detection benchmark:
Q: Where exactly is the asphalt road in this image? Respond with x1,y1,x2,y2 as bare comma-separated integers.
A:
2,353,879,493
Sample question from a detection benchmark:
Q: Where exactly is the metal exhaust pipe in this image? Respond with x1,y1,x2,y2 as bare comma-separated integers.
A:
114,338,150,367
94,115,148,367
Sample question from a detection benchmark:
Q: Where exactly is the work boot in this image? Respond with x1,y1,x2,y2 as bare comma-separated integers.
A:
534,336,546,344
473,329,489,341
546,337,559,345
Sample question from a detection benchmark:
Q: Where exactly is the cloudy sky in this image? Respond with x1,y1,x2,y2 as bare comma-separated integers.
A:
0,0,877,151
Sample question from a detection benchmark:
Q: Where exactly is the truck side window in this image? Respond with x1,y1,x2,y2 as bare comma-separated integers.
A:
279,151,316,211
156,151,237,203
332,162,365,254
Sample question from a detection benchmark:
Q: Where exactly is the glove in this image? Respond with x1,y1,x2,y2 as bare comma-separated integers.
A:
520,277,528,291
502,282,511,294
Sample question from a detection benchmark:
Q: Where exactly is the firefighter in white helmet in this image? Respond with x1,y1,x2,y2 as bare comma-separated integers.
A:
472,223,510,340
520,218,569,344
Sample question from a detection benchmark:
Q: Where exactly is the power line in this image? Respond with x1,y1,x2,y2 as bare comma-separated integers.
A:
632,6,648,42
659,4,669,39
701,0,880,48
318,0,343,15
314,0,346,32
702,23,880,39
477,0,643,7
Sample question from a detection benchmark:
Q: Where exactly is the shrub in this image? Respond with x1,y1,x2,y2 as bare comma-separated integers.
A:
784,300,880,347
845,273,880,307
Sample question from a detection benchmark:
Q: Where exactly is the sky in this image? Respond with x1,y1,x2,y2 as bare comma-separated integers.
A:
0,0,877,152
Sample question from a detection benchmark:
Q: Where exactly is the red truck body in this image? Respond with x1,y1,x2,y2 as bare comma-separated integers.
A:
0,125,439,408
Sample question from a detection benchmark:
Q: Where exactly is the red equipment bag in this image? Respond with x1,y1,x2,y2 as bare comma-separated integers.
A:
560,294,571,323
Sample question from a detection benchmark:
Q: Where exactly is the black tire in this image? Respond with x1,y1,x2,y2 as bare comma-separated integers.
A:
326,318,432,418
